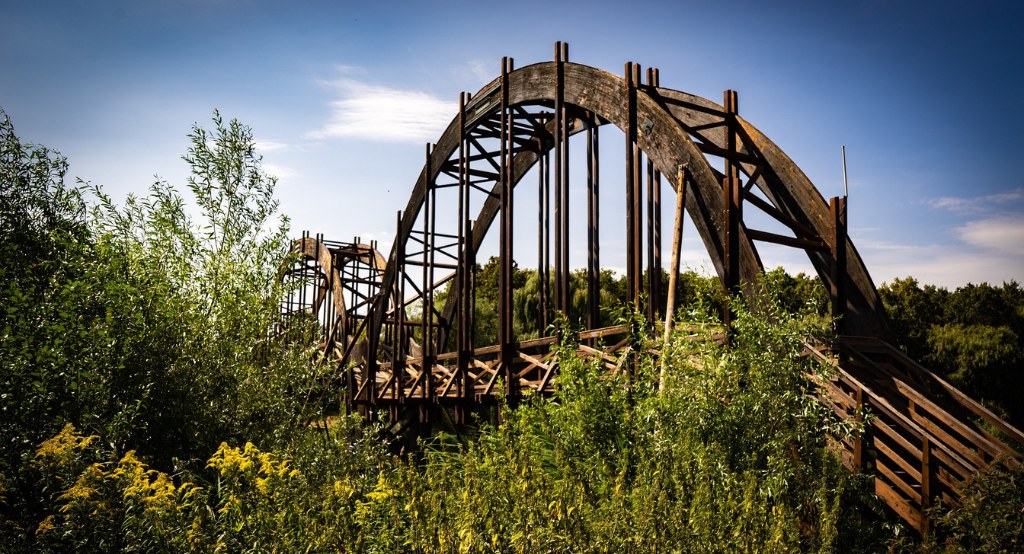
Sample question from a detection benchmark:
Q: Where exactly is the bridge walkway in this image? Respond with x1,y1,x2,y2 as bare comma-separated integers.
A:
806,336,1023,534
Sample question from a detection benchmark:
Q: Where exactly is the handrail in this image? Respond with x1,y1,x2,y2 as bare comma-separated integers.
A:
803,336,1021,533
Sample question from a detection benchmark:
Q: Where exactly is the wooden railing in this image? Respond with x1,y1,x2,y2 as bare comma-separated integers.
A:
805,336,1023,533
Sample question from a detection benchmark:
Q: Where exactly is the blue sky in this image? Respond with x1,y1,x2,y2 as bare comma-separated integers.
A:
2,0,1022,288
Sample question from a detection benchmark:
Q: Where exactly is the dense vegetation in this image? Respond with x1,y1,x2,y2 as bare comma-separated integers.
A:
1,109,1020,552
878,278,1024,429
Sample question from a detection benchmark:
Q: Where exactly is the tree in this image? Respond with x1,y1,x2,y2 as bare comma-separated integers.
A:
0,109,95,544
878,277,947,359
0,110,321,548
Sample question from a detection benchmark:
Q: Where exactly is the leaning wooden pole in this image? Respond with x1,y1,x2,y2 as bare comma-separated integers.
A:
661,166,687,390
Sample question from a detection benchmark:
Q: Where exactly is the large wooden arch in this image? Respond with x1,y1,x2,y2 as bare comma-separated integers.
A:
378,49,886,347
281,46,1024,535
285,44,895,413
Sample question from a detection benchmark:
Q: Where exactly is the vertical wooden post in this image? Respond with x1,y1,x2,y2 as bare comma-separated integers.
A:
830,196,848,333
722,90,740,329
920,436,932,534
457,92,468,415
553,42,568,316
498,56,515,397
558,43,570,316
538,140,547,332
396,212,407,403
587,123,600,333
464,219,475,402
542,149,550,329
428,149,438,403
632,64,644,311
661,167,687,390
853,386,865,472
625,62,644,310
645,67,662,325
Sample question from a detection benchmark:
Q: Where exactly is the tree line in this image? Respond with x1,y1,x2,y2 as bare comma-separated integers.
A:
465,254,1024,432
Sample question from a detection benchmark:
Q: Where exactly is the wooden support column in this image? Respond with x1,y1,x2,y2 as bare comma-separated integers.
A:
464,219,475,401
363,247,377,409
646,68,662,325
498,56,515,397
538,142,548,332
543,148,551,329
830,196,848,333
722,89,740,328
558,42,571,315
429,156,438,400
553,42,566,315
625,62,643,309
920,436,933,534
457,92,468,412
396,211,407,402
632,64,644,309
390,214,399,403
587,122,600,332
661,166,687,390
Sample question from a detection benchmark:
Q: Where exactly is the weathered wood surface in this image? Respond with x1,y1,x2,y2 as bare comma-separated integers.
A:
807,337,1024,533
281,52,1024,535
375,60,887,354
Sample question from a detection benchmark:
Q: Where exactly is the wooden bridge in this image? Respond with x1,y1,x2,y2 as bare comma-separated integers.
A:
278,43,1023,534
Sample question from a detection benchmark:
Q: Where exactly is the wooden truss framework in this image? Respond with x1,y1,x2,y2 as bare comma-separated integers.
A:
277,44,1024,534
281,42,888,414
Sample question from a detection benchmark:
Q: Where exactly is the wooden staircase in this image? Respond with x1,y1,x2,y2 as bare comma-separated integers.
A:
805,336,1024,533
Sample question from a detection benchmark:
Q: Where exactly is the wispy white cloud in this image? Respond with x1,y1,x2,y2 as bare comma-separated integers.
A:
255,140,290,153
308,76,457,143
928,188,1024,215
896,187,1024,284
857,237,1024,288
262,163,297,181
955,215,1024,257
355,230,393,249
464,60,495,87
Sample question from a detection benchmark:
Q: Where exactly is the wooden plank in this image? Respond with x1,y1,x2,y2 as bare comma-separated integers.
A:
579,324,630,340
893,378,1005,460
746,229,828,252
578,343,619,364
518,335,559,349
874,435,922,482
517,351,551,372
435,351,459,362
875,479,923,533
879,341,1024,452
472,343,502,356
928,443,976,483
909,409,986,470
875,457,922,505
537,359,558,392
873,420,922,461
810,373,857,410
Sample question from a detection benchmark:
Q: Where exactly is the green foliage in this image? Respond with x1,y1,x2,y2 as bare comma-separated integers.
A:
5,105,1021,551
0,107,88,451
878,277,948,361
392,296,892,552
879,278,1024,427
11,252,910,551
80,110,307,465
0,109,330,548
934,459,1024,553
927,324,1022,421
29,419,399,553
760,267,830,317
